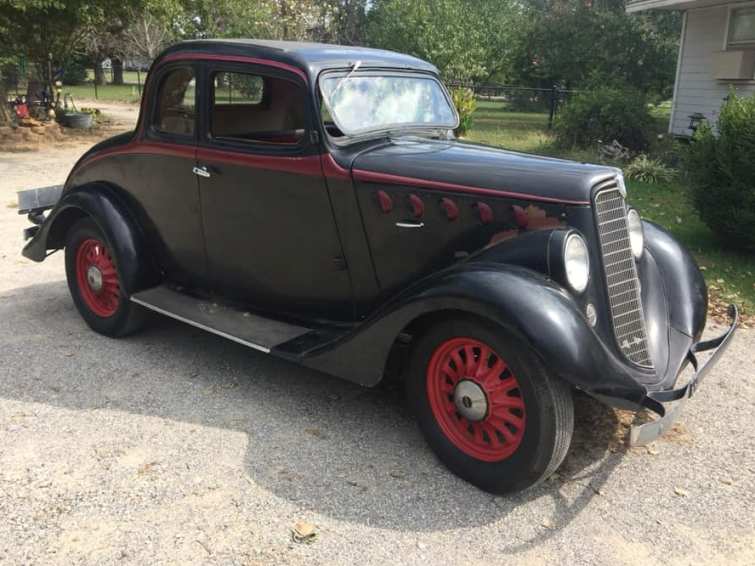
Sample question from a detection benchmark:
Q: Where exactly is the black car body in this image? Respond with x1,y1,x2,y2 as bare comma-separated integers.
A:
19,40,737,492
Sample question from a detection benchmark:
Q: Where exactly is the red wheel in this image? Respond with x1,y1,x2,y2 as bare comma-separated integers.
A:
65,218,148,337
74,238,120,317
426,337,525,462
407,318,574,493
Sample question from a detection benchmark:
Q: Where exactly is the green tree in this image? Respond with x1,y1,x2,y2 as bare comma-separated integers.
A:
366,0,523,81
0,0,144,98
508,2,680,97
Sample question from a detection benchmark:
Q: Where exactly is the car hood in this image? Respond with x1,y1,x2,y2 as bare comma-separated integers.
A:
350,138,618,204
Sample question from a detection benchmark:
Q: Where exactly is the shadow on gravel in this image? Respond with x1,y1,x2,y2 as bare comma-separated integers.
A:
0,282,626,541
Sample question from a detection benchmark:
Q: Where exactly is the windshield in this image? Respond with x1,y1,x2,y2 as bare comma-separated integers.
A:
320,73,458,137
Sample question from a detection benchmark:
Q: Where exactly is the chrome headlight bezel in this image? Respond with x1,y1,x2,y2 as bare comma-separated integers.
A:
616,172,627,197
563,232,590,294
626,208,644,259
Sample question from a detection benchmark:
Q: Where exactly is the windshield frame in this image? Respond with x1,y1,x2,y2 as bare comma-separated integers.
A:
318,69,459,140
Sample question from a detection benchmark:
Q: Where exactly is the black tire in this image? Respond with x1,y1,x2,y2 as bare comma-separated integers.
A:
406,317,574,494
64,217,147,337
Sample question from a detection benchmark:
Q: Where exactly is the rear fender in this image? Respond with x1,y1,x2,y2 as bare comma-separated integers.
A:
302,263,647,405
22,183,160,295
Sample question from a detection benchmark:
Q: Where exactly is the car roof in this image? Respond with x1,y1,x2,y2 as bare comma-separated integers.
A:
158,39,439,82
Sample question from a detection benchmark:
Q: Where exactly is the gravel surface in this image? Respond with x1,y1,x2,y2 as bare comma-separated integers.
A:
1,105,754,565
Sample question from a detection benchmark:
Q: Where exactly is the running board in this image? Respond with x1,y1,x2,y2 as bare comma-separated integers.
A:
131,286,312,353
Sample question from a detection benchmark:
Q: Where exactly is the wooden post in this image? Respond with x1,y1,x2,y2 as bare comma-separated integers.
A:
548,85,558,129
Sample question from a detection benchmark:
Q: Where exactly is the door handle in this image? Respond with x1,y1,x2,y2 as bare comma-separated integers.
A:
395,221,424,229
192,165,211,178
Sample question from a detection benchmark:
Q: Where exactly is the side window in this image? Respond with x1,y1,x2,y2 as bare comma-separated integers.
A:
154,67,196,137
211,71,306,145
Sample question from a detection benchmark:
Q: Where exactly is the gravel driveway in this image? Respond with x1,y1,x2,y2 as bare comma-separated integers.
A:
1,105,754,565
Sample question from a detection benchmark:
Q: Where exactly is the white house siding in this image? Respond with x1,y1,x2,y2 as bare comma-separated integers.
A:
671,5,755,135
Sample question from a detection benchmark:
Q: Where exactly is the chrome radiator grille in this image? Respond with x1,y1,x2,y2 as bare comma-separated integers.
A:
594,185,653,367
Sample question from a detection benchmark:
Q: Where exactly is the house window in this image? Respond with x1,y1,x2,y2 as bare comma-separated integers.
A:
728,6,755,47
210,71,306,145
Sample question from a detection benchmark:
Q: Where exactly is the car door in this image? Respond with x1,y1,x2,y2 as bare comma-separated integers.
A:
195,62,353,321
130,63,207,286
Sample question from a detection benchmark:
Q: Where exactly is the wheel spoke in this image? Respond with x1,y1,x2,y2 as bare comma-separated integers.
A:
481,422,500,447
475,345,491,379
487,376,518,396
490,409,524,430
464,345,476,375
450,349,464,376
441,361,459,382
472,422,484,445
481,359,506,387
490,395,524,410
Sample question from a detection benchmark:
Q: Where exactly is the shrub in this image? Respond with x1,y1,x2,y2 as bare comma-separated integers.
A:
685,91,755,251
451,87,476,137
60,59,88,86
648,133,684,168
624,154,676,184
554,85,652,151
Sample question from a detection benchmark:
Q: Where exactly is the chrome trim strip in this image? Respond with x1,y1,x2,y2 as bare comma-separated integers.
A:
131,296,271,354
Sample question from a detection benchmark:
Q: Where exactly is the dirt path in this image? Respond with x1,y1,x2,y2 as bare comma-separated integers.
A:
0,112,754,565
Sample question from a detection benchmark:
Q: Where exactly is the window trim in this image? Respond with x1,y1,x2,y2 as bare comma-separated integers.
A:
724,2,755,50
202,61,311,155
147,62,199,143
317,68,459,139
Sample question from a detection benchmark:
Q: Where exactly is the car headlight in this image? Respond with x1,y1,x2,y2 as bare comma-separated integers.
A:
626,209,644,259
564,233,590,293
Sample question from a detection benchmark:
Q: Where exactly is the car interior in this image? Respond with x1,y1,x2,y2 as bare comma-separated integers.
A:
210,72,306,145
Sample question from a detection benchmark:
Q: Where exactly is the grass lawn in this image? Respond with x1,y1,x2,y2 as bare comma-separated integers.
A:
59,70,147,104
466,100,755,317
63,83,143,104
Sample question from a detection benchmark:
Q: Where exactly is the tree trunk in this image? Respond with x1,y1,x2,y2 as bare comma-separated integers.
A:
0,84,12,126
93,60,105,86
112,58,124,85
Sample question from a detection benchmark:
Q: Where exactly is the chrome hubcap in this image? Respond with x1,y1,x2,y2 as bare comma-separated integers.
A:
453,380,488,422
86,265,103,293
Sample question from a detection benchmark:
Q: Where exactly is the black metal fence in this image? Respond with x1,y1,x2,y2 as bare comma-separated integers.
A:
445,80,577,128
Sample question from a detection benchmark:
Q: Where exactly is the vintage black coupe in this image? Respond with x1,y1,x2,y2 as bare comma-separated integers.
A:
18,40,737,493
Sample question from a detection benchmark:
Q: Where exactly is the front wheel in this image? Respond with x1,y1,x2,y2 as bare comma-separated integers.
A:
65,217,147,337
406,317,574,494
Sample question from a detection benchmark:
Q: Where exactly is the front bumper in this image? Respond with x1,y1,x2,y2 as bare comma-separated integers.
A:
629,304,738,446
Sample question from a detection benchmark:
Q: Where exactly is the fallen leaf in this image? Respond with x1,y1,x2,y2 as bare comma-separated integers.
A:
292,521,317,544
137,462,158,475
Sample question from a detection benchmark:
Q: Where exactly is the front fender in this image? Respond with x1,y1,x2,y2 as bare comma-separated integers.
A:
301,263,647,405
22,183,159,295
643,220,707,340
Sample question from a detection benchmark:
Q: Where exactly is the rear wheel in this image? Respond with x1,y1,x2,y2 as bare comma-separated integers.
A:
65,218,146,337
407,317,574,493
